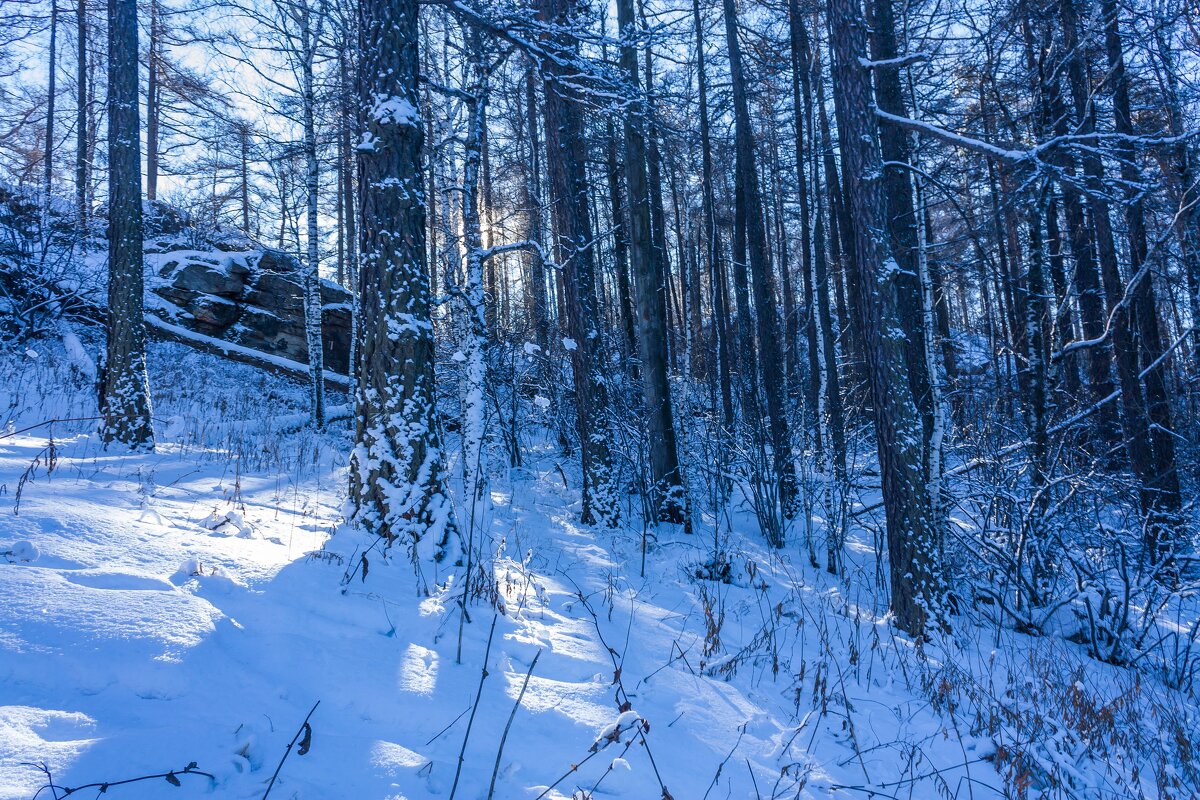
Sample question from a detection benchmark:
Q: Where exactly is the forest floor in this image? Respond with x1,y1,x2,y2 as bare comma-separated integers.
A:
0,339,1193,799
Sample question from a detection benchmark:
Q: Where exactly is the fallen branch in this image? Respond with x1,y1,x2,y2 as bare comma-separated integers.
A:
146,315,350,390
0,417,101,441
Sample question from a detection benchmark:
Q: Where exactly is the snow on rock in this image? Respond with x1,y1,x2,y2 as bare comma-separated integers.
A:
143,215,354,374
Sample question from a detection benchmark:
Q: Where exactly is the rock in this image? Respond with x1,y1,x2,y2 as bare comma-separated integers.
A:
146,220,353,375
188,295,241,330
256,248,301,275
170,261,246,298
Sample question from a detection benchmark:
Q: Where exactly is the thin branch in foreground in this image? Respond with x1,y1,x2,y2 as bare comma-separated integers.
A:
25,759,215,798
449,614,498,800
487,648,542,800
261,700,320,799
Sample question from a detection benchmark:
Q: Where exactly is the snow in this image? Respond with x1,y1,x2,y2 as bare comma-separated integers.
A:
0,338,1193,799
369,94,419,128
2,541,38,563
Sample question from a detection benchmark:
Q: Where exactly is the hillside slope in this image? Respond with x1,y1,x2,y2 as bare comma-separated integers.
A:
0,339,1195,799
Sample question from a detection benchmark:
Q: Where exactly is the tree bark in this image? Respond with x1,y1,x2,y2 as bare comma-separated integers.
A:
1053,0,1121,449
537,0,617,525
75,0,88,227
870,0,935,473
101,0,154,450
722,0,795,520
618,0,685,523
351,0,457,562
459,19,491,512
146,0,159,201
1101,0,1183,563
827,0,941,635
522,63,550,360
300,0,325,426
691,0,734,436
44,0,58,228
604,120,638,369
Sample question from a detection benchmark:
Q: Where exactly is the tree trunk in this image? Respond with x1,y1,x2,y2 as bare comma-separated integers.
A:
101,0,154,450
792,0,846,571
75,0,88,227
1152,25,1200,374
827,0,941,635
523,63,550,360
538,0,617,525
351,0,456,562
1101,0,1183,564
871,0,934,474
44,0,58,230
618,0,685,524
1052,0,1121,450
300,0,325,427
146,0,158,201
788,0,817,419
604,120,638,369
459,19,490,514
691,0,733,436
723,0,796,520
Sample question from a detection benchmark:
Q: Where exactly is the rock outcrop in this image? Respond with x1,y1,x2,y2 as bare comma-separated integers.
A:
144,210,351,376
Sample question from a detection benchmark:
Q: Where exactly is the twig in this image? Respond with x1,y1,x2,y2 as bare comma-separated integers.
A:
486,648,542,799
26,760,214,798
702,725,746,800
533,749,603,800
261,700,320,799
449,614,498,800
425,705,472,746
0,416,101,440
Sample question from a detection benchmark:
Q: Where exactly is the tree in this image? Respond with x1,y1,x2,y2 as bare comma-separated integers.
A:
350,0,457,562
100,0,154,450
828,0,941,634
1101,0,1183,564
618,0,684,524
690,0,733,439
297,0,325,426
537,0,618,526
722,0,795,529
75,0,89,225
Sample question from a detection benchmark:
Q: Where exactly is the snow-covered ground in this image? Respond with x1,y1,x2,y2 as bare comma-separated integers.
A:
1,339,1195,799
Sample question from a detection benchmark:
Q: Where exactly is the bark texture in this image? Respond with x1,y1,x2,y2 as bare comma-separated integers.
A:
351,0,456,561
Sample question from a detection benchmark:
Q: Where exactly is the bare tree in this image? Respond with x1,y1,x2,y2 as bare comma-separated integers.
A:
828,0,942,634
